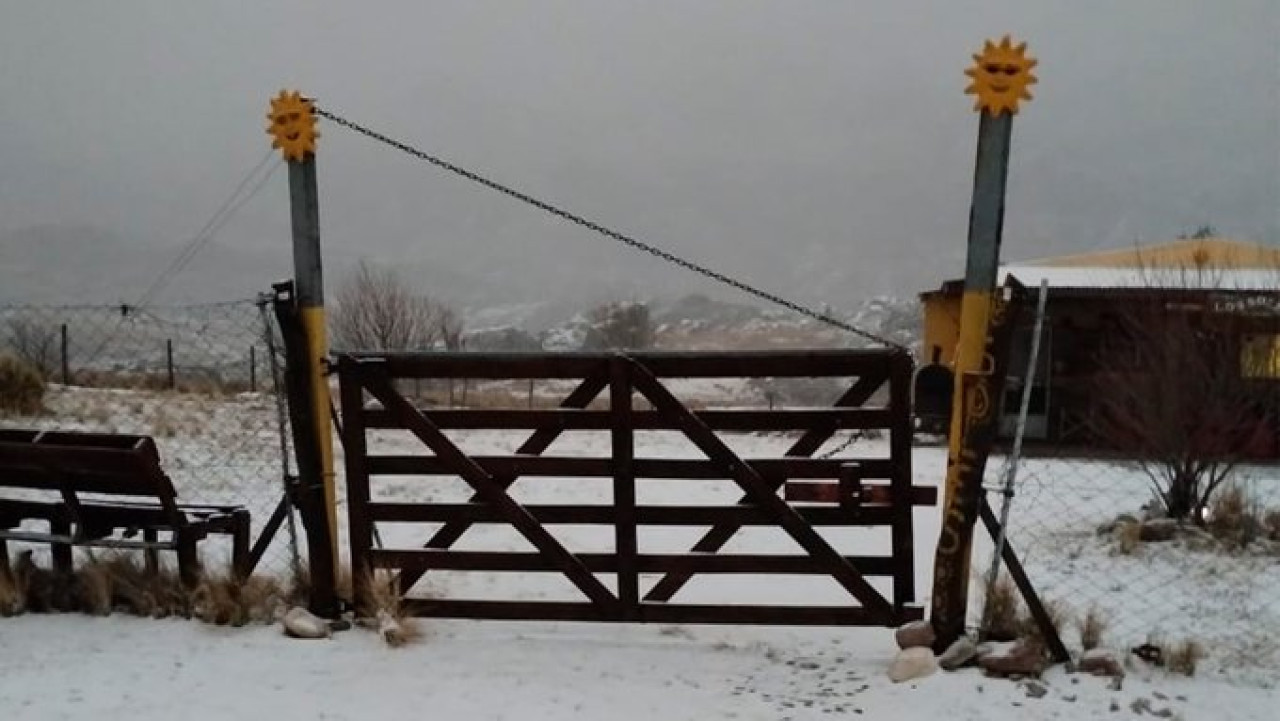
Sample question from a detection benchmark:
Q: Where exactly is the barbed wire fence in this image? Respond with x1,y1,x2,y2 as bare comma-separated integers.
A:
0,297,302,578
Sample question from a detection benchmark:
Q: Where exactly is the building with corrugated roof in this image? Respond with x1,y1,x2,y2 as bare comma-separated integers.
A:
917,238,1280,454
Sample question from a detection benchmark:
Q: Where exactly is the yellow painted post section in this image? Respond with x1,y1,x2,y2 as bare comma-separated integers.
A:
940,289,993,580
301,305,339,562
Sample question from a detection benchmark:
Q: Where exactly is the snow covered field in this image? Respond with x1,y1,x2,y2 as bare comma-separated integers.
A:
4,387,1279,719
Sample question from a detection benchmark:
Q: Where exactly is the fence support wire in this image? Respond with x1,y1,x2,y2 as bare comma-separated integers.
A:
983,279,1049,608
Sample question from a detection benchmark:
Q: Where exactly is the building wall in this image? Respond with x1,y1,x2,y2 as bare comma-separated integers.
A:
920,292,962,366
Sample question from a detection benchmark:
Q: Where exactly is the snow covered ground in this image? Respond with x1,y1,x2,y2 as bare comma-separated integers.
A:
3,387,1279,719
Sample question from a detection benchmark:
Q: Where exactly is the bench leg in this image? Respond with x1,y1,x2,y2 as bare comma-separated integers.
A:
49,517,74,576
177,531,200,588
0,538,11,588
143,529,159,576
231,510,251,580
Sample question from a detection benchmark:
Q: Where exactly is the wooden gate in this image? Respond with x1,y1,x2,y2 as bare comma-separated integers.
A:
337,349,933,626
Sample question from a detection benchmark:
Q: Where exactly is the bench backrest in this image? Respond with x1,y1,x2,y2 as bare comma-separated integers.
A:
0,430,180,516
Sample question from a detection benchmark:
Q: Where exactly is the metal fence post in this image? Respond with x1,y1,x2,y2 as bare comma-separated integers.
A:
166,339,176,390
60,323,70,385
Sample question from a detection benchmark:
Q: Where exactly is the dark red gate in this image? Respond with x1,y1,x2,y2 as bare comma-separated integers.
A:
337,349,933,625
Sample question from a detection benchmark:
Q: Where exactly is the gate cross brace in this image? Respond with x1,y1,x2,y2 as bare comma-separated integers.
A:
628,361,895,618
644,372,886,602
397,370,610,593
362,373,620,611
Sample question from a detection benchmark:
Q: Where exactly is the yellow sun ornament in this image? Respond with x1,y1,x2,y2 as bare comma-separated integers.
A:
964,36,1037,116
266,90,319,162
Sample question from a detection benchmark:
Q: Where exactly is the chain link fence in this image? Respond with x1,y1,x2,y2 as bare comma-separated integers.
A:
0,298,301,578
980,451,1280,682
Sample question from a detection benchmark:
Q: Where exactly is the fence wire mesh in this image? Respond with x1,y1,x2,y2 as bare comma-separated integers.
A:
0,298,301,579
979,451,1280,681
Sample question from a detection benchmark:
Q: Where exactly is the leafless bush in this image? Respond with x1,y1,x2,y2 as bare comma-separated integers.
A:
1166,639,1206,676
4,317,57,377
330,260,462,352
1206,483,1265,550
979,573,1022,642
1090,294,1264,523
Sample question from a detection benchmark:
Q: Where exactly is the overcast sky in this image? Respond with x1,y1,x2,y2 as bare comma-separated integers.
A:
1,1,1276,309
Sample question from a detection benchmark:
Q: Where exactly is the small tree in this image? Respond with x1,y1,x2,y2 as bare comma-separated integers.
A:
584,301,653,350
329,261,461,352
1090,293,1264,523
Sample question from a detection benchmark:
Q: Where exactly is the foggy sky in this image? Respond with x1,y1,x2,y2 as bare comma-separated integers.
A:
1,1,1277,311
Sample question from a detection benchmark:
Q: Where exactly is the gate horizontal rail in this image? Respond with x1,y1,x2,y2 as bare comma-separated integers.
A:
337,349,929,626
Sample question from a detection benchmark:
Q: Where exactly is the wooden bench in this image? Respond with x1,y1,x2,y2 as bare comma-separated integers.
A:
0,429,249,586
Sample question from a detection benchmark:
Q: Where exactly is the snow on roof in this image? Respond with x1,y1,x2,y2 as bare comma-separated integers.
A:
1001,265,1279,292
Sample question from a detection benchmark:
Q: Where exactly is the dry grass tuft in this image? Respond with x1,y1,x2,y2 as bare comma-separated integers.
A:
1264,509,1280,542
193,574,285,626
0,353,46,415
1166,639,1205,676
0,559,27,616
1114,519,1142,555
979,573,1022,642
1206,485,1264,550
76,558,114,615
1079,605,1108,651
359,569,422,647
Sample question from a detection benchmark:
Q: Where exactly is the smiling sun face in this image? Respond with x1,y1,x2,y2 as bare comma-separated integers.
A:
964,35,1037,116
267,90,319,161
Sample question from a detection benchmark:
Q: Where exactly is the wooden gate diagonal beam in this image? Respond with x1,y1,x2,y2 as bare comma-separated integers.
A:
400,370,609,592
361,372,619,610
644,370,889,602
628,361,894,617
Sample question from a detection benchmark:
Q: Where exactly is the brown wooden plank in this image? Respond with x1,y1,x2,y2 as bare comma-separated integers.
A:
888,352,917,608
339,367,375,605
610,357,638,613
362,372,619,611
340,349,902,380
400,598,918,626
363,408,895,431
644,371,889,602
783,482,937,506
629,362,894,617
368,502,899,526
371,549,900,575
367,455,898,479
399,371,610,593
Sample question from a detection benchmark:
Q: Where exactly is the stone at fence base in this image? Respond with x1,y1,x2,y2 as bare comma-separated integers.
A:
1021,680,1048,699
895,619,936,650
938,636,979,670
282,606,331,639
1139,518,1179,542
978,639,1046,677
1077,649,1124,678
888,647,938,683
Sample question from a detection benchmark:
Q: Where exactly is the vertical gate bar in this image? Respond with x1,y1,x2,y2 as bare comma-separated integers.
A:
610,356,638,617
339,359,374,611
889,352,916,611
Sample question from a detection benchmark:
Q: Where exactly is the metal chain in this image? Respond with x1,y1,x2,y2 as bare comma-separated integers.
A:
314,106,907,352
817,430,866,459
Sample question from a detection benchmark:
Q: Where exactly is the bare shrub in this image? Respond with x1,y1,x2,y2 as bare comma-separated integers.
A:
1079,605,1108,651
329,260,462,352
1264,509,1280,541
4,317,57,378
0,557,26,616
1113,519,1142,555
1090,290,1263,523
0,353,46,415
